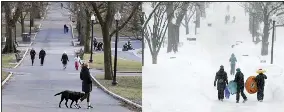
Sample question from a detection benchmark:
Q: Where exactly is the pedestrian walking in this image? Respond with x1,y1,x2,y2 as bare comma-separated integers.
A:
214,65,228,101
66,26,69,33
234,68,247,103
30,48,36,66
79,63,94,109
74,55,81,70
255,69,267,102
39,48,46,66
64,24,67,33
93,37,98,50
229,53,237,75
61,51,69,69
61,3,63,9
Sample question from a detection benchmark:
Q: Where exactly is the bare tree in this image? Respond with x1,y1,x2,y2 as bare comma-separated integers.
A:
91,2,141,80
241,2,284,55
144,2,168,64
2,2,23,53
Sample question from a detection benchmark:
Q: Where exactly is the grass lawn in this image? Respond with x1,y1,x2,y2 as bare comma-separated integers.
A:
2,71,9,82
84,53,142,71
95,74,142,105
1,53,17,68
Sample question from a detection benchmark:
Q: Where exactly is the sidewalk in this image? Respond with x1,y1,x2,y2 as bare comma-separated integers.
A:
2,2,131,112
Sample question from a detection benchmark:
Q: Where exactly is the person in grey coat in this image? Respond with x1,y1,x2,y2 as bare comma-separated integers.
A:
229,53,237,75
214,65,228,101
79,63,93,109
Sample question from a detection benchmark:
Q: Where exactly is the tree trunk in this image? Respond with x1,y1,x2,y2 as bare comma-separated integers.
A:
185,21,189,34
261,14,269,56
34,2,42,19
173,25,179,52
84,10,91,53
20,12,25,34
166,2,174,53
152,52,157,64
102,25,113,80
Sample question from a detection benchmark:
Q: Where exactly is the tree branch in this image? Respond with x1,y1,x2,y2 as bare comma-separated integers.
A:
109,2,141,38
91,2,104,26
268,2,284,16
142,2,162,31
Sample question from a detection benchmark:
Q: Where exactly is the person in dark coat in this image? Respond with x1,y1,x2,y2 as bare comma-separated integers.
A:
30,48,36,66
61,51,69,69
39,49,46,66
229,53,237,75
255,69,267,102
214,65,228,101
93,37,98,50
64,24,67,33
79,63,93,109
234,68,247,103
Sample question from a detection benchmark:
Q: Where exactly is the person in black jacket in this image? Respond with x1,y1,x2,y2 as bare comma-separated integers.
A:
61,51,69,69
214,65,228,101
255,69,267,102
39,49,46,66
79,63,93,109
234,68,247,103
30,48,36,66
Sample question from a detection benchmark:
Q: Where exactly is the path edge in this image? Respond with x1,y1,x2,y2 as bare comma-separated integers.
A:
2,72,13,86
90,74,142,111
13,48,30,68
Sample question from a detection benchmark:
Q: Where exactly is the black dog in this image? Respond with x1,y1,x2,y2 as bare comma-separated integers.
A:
54,90,85,109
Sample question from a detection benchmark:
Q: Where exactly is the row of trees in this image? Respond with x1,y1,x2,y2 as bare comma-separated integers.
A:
67,2,142,80
2,2,48,53
240,2,284,55
143,2,206,64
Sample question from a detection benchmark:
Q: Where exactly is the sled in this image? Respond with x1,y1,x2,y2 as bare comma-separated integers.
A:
245,76,258,94
227,80,237,95
224,86,230,99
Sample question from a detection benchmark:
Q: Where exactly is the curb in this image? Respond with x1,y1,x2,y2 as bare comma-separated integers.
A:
116,71,142,73
2,72,13,86
90,74,142,111
13,48,30,68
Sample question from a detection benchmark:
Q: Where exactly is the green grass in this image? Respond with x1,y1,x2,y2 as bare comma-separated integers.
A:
84,53,142,71
95,74,142,104
2,71,9,82
1,53,17,68
72,23,134,39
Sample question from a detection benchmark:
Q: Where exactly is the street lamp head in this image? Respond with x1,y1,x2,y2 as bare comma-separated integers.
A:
114,11,121,21
91,14,96,21
271,14,277,21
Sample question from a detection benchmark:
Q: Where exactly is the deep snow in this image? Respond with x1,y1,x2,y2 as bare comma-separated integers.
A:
143,2,284,112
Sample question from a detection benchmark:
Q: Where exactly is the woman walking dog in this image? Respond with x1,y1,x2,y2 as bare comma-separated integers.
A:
79,63,93,109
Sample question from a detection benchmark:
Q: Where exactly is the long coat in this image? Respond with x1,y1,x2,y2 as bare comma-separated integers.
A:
214,69,228,90
39,50,46,59
30,50,36,59
80,66,92,93
61,53,69,64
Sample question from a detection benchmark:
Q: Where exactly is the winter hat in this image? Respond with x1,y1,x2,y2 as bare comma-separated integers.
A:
220,65,224,69
256,69,266,74
236,68,241,72
64,51,67,54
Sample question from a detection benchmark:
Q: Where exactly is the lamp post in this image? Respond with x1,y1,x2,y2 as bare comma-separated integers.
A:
29,10,32,36
271,14,277,64
112,11,121,85
89,14,96,63
251,10,255,42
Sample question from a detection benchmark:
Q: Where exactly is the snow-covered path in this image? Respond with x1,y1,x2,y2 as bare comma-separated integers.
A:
143,2,284,112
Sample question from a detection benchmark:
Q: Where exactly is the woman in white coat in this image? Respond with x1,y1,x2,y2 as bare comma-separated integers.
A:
74,55,82,70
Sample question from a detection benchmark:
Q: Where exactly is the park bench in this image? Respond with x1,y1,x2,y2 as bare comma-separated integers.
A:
71,40,80,46
15,52,22,62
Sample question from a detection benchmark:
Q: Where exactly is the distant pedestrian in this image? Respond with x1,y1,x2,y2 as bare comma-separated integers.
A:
255,69,267,102
234,68,247,103
74,55,81,70
39,48,46,66
30,48,36,66
61,51,69,69
229,53,237,75
79,63,94,109
93,37,97,50
66,26,69,33
64,24,67,33
61,3,63,9
214,65,228,101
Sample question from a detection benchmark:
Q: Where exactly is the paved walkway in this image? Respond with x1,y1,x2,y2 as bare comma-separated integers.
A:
2,3,131,112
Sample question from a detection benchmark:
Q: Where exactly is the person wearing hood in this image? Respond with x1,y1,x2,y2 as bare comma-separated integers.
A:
255,69,267,102
234,68,247,103
229,53,237,75
61,51,69,69
39,48,46,66
214,65,228,101
30,48,36,66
